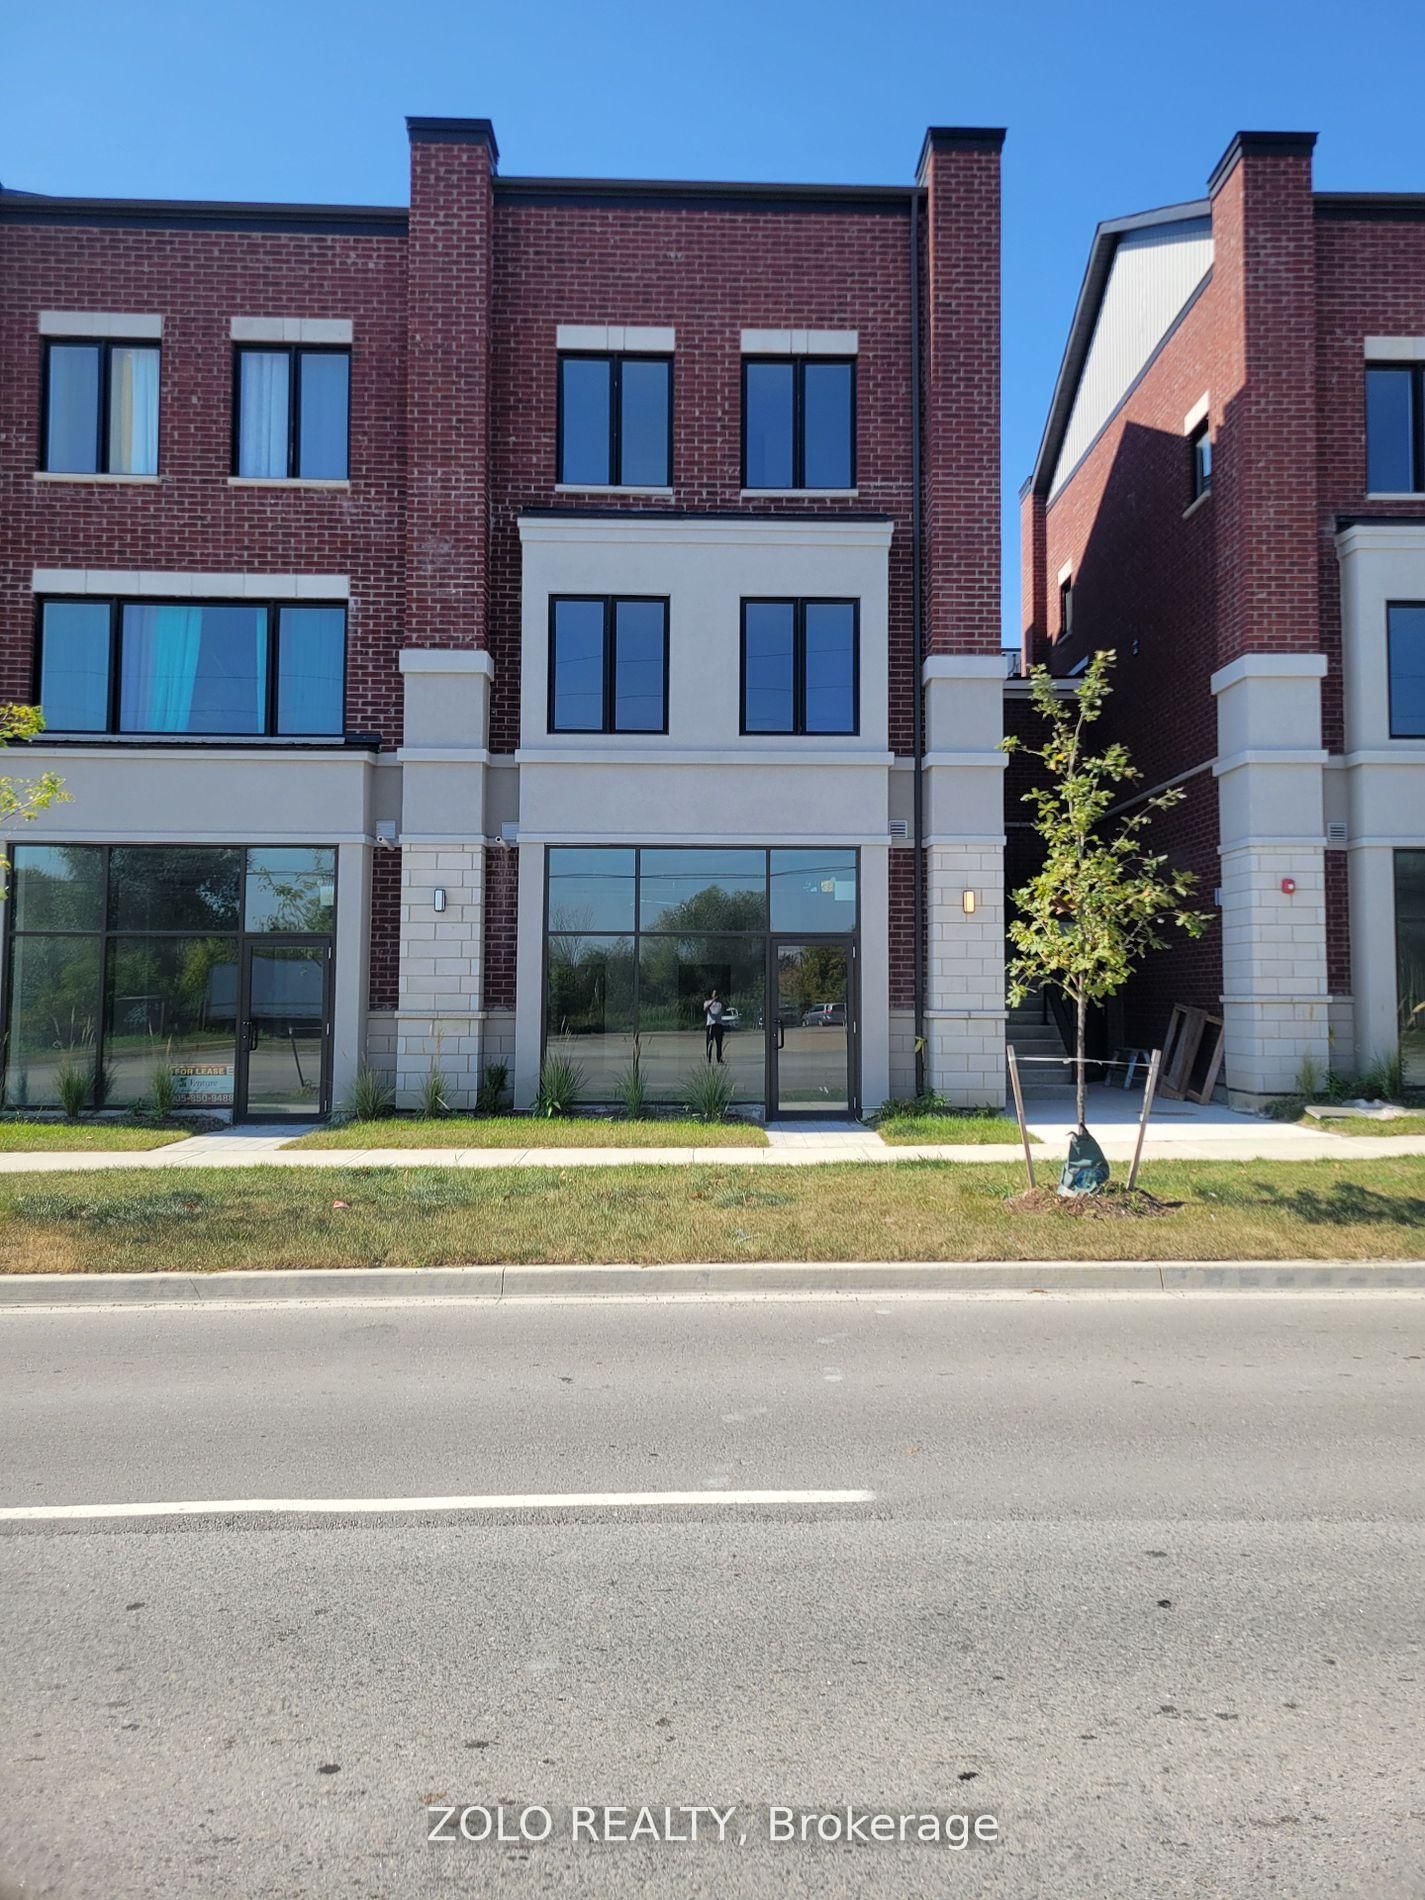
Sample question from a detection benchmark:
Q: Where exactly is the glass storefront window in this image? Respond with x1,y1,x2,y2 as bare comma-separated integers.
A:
637,934,767,1103
770,848,858,932
638,848,767,932
547,847,636,934
541,847,858,1109
544,936,636,1099
245,848,337,933
10,844,104,933
1397,851,1425,1089
104,936,239,1107
109,847,242,932
3,935,103,1108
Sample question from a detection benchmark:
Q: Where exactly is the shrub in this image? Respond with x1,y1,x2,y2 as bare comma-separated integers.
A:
150,1059,177,1121
476,1061,509,1115
347,1064,395,1122
615,1058,649,1118
683,1064,736,1123
55,1058,89,1121
419,1063,451,1119
535,1055,585,1118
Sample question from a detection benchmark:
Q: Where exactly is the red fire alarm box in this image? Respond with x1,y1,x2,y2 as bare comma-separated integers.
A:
1280,877,1296,895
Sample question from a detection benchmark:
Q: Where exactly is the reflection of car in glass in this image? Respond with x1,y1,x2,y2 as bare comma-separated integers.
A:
801,1003,847,1028
720,1007,741,1031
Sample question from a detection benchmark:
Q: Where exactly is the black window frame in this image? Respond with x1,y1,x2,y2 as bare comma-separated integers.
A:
1189,419,1212,501
33,595,349,740
547,594,670,736
1387,599,1425,740
741,355,857,492
1059,578,1074,638
231,343,351,481
556,352,674,489
739,597,860,737
39,336,162,475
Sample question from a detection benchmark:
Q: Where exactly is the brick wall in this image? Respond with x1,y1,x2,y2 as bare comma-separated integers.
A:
482,842,519,1012
888,846,915,1008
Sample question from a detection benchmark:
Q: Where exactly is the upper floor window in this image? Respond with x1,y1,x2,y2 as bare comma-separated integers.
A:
1059,578,1074,638
234,347,349,480
742,358,854,490
549,596,668,734
558,355,672,488
1189,420,1212,501
36,598,346,737
741,599,858,735
1388,603,1425,738
42,339,159,475
1366,365,1425,493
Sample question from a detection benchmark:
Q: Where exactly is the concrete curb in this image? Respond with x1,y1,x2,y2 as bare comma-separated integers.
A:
1,1259,1423,1307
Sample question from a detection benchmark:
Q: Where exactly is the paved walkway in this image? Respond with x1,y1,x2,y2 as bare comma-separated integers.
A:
1,1087,1423,1171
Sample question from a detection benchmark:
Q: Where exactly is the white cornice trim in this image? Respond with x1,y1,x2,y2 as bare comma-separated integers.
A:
231,315,352,344
32,568,348,599
922,750,1010,771
517,515,893,550
740,327,858,355
922,655,1009,682
556,323,674,352
39,310,162,338
1210,653,1328,694
1364,335,1425,361
1340,747,1425,768
1335,520,1425,558
515,747,893,768
394,748,491,764
1212,748,1329,777
516,831,886,847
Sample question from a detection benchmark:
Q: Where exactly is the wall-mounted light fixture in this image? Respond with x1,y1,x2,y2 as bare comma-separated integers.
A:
962,889,977,916
433,887,447,913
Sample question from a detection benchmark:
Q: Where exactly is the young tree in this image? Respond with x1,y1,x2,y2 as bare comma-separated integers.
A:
0,704,68,894
1001,651,1210,1130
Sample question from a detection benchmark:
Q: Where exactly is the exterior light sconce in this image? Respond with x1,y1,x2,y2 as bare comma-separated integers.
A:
433,887,447,913
1280,878,1296,896
962,889,977,916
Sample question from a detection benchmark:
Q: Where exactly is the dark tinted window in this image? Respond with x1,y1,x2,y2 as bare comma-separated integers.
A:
550,599,606,731
613,599,666,731
277,606,345,735
547,847,636,933
638,849,767,931
802,361,853,488
109,847,242,932
10,844,105,933
743,356,854,489
39,600,111,732
770,848,858,932
743,361,794,488
803,602,856,733
618,359,671,485
120,603,268,734
742,601,796,732
559,357,612,484
297,352,349,479
1389,604,1425,737
245,847,337,933
1190,422,1212,500
742,599,857,734
1367,367,1416,493
44,344,100,472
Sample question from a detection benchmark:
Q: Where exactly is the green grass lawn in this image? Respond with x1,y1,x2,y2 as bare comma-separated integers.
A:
284,1115,768,1150
0,1119,191,1153
1310,1114,1425,1138
3,1155,1423,1274
876,1113,1034,1145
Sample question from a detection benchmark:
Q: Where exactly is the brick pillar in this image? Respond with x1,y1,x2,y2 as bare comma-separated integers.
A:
1019,487,1046,672
396,118,498,1104
1207,133,1329,1103
918,127,1008,1104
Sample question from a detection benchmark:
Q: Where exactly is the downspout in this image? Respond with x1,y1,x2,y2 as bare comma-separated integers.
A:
910,188,926,1098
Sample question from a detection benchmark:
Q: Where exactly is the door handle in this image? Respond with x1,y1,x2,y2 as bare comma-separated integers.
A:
244,1019,259,1051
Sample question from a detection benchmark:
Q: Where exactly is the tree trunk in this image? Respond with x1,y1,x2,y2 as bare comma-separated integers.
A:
1075,987,1088,1129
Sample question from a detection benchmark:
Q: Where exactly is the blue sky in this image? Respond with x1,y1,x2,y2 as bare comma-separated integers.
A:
7,0,1425,642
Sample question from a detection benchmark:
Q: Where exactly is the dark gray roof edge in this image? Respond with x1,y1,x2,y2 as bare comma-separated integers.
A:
495,175,917,207
1207,130,1317,198
915,125,1007,181
1024,198,1211,500
405,116,499,164
1314,192,1425,222
519,505,895,523
0,187,407,236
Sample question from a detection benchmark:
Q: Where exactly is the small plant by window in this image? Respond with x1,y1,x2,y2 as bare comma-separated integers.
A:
150,1052,177,1121
683,1064,737,1123
55,1057,89,1121
476,1062,510,1115
535,1055,585,1118
346,1064,395,1122
615,1056,650,1118
419,1063,451,1119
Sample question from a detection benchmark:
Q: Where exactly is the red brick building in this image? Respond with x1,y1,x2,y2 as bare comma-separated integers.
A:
0,118,1007,1120
1021,131,1425,1103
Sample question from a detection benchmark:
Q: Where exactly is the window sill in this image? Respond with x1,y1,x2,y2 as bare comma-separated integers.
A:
34,471,161,485
553,484,673,498
227,477,351,490
1364,491,1425,501
1182,488,1212,519
739,488,859,500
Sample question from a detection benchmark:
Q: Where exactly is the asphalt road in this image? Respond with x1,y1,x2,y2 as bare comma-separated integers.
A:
1,1290,1422,1899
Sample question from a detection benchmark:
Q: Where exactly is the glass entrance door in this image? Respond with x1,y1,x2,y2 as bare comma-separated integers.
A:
770,940,854,1115
237,940,331,1119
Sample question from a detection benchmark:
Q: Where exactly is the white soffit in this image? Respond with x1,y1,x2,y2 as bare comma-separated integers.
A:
1049,218,1213,498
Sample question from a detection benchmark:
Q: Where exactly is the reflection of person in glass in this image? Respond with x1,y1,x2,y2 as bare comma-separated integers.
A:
704,989,726,1065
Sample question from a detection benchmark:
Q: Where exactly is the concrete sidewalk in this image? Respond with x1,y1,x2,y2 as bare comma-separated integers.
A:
0,1088,1422,1171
